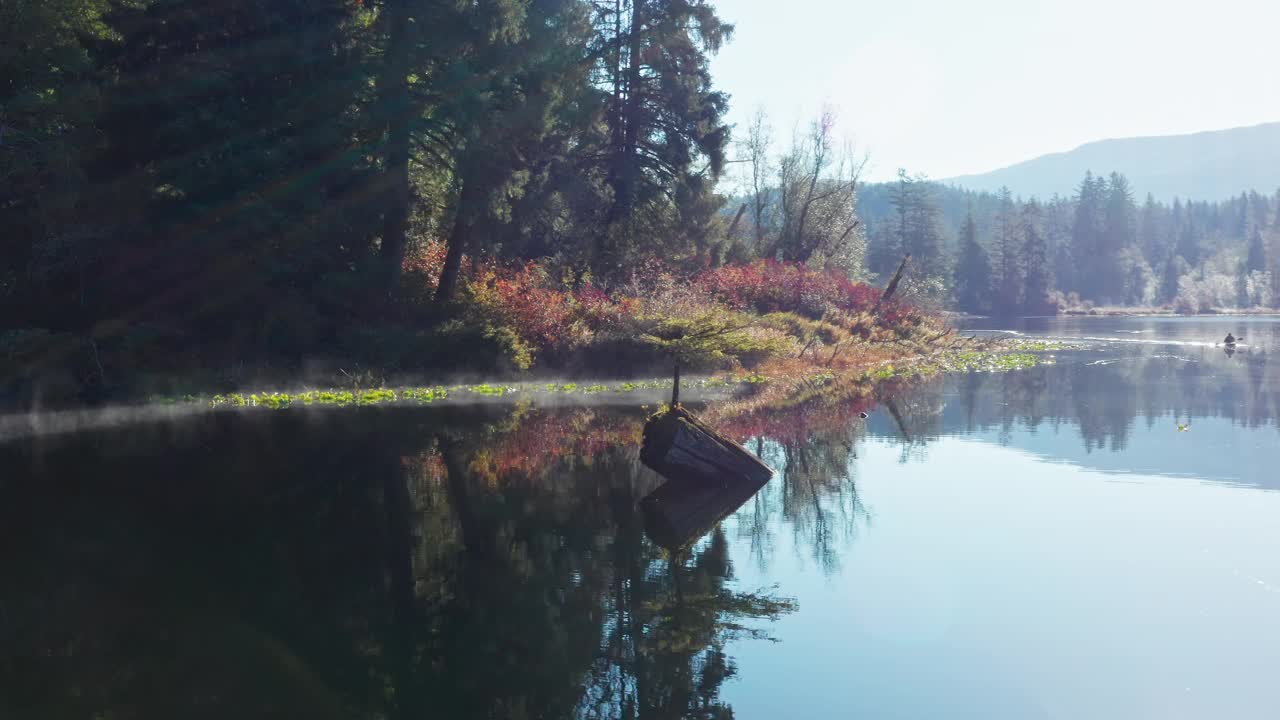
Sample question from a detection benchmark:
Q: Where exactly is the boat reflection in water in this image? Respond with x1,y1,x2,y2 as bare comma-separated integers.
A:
641,470,771,553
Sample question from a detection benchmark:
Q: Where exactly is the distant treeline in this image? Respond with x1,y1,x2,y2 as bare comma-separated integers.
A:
855,174,1280,314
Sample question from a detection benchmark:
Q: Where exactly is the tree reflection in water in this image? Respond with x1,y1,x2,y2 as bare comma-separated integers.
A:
7,346,1270,718
0,404,797,719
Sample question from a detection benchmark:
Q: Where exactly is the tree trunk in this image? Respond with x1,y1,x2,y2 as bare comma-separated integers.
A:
440,437,489,556
875,253,911,314
379,454,419,720
883,397,912,443
602,0,644,239
671,360,680,406
382,127,410,294
379,0,412,297
434,179,479,306
724,203,748,246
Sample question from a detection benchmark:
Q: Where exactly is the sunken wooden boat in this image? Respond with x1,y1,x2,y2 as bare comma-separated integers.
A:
640,406,774,486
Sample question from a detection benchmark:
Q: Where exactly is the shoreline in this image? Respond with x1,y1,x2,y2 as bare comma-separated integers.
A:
955,309,1280,320
0,338,1051,437
1060,308,1280,318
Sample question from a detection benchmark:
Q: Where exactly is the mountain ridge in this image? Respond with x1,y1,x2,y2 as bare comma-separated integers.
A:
942,121,1280,201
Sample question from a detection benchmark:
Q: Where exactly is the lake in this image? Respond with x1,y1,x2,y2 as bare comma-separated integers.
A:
3,316,1279,719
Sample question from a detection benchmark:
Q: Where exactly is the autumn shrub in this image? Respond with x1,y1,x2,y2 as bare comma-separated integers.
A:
697,260,880,319
397,250,936,375
462,261,631,365
400,239,452,307
611,271,791,371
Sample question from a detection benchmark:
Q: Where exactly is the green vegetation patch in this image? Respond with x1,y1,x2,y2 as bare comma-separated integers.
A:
207,386,449,409
1008,339,1079,352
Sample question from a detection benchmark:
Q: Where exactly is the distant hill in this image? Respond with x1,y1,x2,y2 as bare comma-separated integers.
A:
943,122,1280,201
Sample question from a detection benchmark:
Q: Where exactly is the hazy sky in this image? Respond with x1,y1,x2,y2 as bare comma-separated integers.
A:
711,0,1280,182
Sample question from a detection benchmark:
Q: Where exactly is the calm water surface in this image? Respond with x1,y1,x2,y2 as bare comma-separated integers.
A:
3,316,1279,719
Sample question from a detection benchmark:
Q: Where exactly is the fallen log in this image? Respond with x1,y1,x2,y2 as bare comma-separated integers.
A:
640,472,769,552
640,406,774,486
873,253,911,315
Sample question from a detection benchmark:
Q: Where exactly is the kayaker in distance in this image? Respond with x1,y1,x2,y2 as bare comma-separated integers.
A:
1223,333,1237,346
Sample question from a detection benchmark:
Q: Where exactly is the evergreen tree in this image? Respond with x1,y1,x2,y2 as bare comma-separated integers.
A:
597,0,733,272
1070,172,1105,300
1247,227,1267,273
888,170,948,282
1175,215,1201,268
1159,254,1183,305
433,0,591,303
866,223,901,279
1021,201,1051,313
1250,190,1268,231
991,187,1023,312
0,0,118,328
953,210,990,313
1045,196,1075,294
888,169,913,261
1100,172,1136,302
1235,191,1250,237
1138,193,1164,266
88,0,374,333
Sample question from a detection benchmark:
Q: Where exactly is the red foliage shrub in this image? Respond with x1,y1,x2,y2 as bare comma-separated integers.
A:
403,248,929,367
470,263,574,349
468,262,629,356
401,239,451,291
696,261,880,319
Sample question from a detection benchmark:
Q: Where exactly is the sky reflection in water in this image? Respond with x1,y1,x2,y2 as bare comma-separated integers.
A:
3,317,1280,719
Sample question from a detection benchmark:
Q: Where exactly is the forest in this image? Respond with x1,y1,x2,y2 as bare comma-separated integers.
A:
854,172,1280,315
1,0,920,400
4,1,1277,402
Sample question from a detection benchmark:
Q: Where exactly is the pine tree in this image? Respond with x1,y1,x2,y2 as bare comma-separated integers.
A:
1138,193,1164,266
991,187,1023,312
598,0,733,270
866,223,901,278
88,0,374,329
888,170,948,282
1175,215,1201,268
434,0,589,302
1022,201,1051,313
888,169,914,263
1045,196,1075,293
1071,172,1105,300
0,0,119,328
1159,254,1183,305
1100,172,1136,302
953,210,990,313
1247,227,1267,273
1235,191,1250,238
1250,190,1268,231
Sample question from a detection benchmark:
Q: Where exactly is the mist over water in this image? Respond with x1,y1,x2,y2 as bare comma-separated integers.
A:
0,374,712,443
